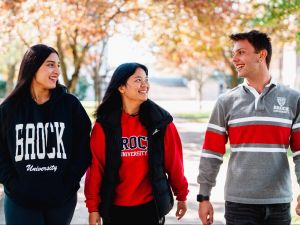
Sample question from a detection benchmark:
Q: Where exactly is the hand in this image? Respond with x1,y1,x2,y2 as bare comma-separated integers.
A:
198,201,213,225
296,195,300,216
176,200,187,220
89,212,101,225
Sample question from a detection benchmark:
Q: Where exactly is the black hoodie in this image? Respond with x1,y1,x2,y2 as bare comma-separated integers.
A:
0,85,91,208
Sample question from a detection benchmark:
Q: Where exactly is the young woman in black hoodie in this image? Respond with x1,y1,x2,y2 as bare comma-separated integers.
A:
0,44,91,224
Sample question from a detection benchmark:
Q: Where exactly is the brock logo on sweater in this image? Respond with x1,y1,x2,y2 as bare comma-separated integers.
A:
121,136,148,157
14,122,66,164
273,97,289,114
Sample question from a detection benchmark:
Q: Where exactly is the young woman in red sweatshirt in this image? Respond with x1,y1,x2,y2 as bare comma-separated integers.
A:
84,63,189,225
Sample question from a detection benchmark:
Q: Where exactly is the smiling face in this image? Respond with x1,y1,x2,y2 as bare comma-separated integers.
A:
32,53,60,91
231,39,261,79
118,67,149,106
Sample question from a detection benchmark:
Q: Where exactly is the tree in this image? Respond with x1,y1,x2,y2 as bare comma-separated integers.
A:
0,34,25,97
252,0,300,85
252,0,300,41
1,0,141,93
85,38,109,103
139,0,251,105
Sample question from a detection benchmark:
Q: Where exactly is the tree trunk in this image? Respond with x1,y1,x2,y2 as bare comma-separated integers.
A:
278,44,284,83
6,63,16,96
56,30,69,87
93,38,108,104
197,81,203,110
56,29,89,94
230,63,238,88
196,70,204,110
295,42,300,89
222,49,238,88
93,68,101,104
68,74,79,94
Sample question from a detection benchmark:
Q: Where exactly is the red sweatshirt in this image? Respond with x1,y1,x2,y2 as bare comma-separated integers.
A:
85,112,188,213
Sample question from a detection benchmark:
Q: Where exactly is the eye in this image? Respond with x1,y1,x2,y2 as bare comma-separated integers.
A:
232,50,245,57
239,50,245,55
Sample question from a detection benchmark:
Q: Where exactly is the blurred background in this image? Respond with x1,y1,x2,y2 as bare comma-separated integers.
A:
0,0,300,224
0,0,299,104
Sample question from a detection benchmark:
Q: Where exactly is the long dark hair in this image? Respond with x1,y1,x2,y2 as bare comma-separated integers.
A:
2,44,59,106
1,44,59,132
95,62,148,118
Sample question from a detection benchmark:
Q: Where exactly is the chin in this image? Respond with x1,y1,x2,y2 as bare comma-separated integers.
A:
48,84,57,90
238,73,246,78
140,97,148,102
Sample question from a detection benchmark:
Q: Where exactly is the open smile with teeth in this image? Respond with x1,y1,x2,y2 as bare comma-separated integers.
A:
49,77,57,82
139,90,148,95
236,64,245,71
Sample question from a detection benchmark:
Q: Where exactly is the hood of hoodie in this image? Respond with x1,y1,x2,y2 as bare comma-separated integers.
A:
97,99,173,133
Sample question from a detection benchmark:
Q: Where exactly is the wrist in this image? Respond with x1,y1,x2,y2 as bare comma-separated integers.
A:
197,194,210,202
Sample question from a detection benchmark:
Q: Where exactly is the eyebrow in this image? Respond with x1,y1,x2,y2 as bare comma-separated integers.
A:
133,75,146,78
45,60,60,64
232,47,245,53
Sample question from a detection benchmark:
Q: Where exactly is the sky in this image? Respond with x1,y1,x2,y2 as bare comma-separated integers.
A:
107,34,157,75
107,34,154,65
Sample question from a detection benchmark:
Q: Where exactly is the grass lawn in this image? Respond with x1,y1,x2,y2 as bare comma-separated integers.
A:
174,112,210,123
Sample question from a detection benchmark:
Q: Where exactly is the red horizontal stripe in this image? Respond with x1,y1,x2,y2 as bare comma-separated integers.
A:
290,131,300,151
203,131,227,154
228,125,290,145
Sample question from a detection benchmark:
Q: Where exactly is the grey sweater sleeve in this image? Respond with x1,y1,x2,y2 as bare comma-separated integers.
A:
197,97,228,196
291,97,300,185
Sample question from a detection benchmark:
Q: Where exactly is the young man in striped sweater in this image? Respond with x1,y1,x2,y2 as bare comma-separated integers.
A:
197,30,300,225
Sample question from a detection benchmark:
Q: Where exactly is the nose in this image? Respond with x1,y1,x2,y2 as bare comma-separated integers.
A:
141,79,149,87
232,55,239,64
54,65,60,75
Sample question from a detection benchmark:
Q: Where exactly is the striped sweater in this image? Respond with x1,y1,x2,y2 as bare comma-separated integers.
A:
197,82,300,204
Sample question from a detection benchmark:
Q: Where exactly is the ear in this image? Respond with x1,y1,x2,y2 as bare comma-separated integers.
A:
259,49,267,62
118,85,125,94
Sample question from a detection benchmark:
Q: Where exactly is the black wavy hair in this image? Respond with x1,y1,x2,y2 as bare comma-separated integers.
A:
95,62,148,118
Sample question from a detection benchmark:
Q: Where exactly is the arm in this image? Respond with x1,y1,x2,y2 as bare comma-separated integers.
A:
197,98,228,224
163,122,188,219
84,122,106,217
0,107,17,192
67,100,92,184
198,201,214,225
89,212,101,225
290,97,300,216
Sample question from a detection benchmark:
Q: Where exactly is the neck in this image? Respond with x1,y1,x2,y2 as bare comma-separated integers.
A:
122,101,141,116
30,85,51,104
245,67,271,94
